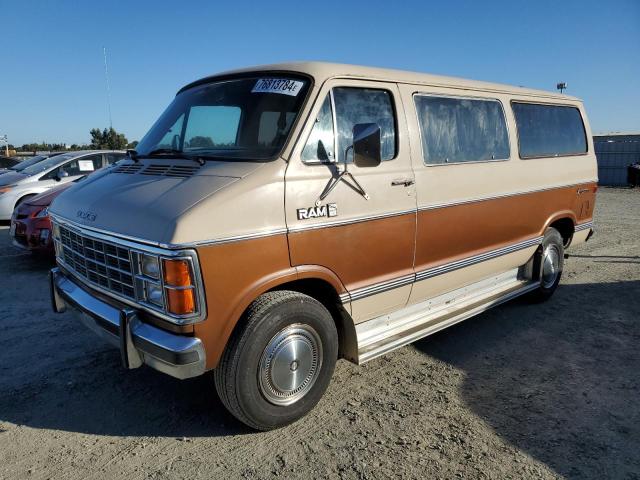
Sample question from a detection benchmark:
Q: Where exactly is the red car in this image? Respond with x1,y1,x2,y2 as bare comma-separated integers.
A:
10,182,73,254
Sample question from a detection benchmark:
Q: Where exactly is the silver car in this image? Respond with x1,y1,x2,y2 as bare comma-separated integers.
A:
0,150,126,220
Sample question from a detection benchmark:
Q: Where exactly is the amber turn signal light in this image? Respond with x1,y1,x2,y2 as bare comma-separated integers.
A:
165,288,196,315
162,259,192,287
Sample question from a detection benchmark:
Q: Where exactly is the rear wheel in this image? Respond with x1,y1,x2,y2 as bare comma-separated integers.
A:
528,227,565,302
214,290,338,431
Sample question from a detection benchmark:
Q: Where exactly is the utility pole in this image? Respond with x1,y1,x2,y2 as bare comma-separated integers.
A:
556,82,567,94
103,47,113,129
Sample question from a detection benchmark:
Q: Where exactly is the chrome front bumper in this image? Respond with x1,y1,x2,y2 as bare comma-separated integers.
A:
50,267,206,379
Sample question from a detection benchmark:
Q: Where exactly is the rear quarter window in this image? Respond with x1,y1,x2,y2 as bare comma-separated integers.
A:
512,102,587,158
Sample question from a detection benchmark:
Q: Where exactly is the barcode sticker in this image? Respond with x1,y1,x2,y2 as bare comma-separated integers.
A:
252,78,305,96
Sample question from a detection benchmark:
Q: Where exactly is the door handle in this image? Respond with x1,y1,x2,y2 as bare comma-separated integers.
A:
391,178,415,187
577,188,590,195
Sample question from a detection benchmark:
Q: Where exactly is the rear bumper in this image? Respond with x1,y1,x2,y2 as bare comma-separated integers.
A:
50,267,206,379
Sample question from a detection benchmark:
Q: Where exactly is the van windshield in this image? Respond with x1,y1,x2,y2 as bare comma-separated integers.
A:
136,76,310,161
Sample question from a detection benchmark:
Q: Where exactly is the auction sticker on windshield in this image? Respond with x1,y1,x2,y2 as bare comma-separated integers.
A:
252,78,305,96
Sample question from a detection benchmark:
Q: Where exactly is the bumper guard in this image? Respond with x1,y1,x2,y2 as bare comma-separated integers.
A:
50,267,206,379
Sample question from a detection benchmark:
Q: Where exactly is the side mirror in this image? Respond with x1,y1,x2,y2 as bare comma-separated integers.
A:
56,170,69,181
352,123,382,168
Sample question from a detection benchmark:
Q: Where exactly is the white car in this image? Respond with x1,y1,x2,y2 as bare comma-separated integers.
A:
0,150,126,220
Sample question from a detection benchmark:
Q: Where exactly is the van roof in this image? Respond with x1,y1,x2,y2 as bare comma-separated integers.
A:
181,61,581,102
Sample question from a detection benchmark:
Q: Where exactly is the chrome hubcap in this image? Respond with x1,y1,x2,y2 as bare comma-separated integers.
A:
541,245,561,288
259,324,323,406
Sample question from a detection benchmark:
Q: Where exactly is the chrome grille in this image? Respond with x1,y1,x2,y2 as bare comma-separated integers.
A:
58,225,136,299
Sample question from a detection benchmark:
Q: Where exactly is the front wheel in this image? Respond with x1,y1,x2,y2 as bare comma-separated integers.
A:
214,290,338,431
528,227,565,302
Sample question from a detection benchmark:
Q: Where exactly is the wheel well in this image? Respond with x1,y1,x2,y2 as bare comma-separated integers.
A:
268,279,356,361
549,217,575,247
15,193,37,210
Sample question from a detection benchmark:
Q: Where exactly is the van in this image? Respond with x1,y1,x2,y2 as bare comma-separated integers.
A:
49,63,597,430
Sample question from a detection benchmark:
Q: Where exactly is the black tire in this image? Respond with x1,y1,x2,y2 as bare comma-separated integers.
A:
528,227,565,302
214,290,338,431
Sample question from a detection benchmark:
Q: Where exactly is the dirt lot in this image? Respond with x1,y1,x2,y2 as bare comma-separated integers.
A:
0,188,638,480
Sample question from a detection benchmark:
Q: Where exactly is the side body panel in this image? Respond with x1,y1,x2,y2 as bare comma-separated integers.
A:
396,83,598,306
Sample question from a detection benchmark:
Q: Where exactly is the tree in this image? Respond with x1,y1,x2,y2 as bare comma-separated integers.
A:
127,140,139,149
187,136,214,149
90,127,128,150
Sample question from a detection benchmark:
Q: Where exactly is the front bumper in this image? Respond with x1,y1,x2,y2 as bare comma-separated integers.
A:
11,215,54,253
50,267,206,379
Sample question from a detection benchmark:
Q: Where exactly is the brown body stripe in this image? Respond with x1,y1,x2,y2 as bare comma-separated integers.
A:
195,182,596,369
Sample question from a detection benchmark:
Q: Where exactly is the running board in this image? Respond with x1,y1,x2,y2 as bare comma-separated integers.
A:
355,269,539,364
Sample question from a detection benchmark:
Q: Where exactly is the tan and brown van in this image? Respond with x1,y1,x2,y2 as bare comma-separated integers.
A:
49,62,597,430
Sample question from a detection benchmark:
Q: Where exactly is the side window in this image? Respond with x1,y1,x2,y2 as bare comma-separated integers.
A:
60,154,102,176
333,88,396,163
183,106,241,150
43,154,102,180
106,153,126,165
302,95,335,163
512,103,587,158
415,95,510,165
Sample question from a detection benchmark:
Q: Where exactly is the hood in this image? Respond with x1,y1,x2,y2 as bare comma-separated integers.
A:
49,159,263,245
0,172,27,186
27,182,74,206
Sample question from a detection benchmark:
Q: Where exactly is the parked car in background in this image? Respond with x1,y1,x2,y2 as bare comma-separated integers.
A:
0,155,20,170
10,181,76,254
0,152,66,177
0,150,126,221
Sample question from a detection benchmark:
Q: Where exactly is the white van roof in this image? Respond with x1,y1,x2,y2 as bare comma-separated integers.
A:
183,61,580,102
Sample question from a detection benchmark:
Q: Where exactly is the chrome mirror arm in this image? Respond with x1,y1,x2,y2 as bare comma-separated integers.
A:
315,146,370,206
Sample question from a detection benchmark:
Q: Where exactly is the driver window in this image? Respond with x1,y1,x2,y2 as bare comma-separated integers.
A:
302,95,335,163
333,87,396,163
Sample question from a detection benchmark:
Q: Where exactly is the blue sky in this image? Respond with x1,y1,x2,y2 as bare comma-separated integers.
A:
1,0,638,146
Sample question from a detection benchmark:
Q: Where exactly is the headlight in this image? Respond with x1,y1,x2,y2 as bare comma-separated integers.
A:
139,253,160,279
35,207,49,218
143,281,164,307
136,254,198,318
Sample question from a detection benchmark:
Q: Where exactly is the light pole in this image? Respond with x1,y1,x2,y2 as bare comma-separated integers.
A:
556,82,567,94
0,135,8,156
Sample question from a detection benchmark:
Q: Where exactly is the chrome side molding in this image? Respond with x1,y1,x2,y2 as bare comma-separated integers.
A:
342,236,542,304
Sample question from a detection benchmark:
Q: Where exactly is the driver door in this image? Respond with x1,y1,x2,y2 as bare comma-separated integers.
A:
285,80,417,322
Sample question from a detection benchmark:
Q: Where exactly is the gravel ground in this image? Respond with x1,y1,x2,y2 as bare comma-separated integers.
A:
0,188,638,480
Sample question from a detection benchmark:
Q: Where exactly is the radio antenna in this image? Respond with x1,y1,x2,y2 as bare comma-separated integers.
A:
103,46,113,129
